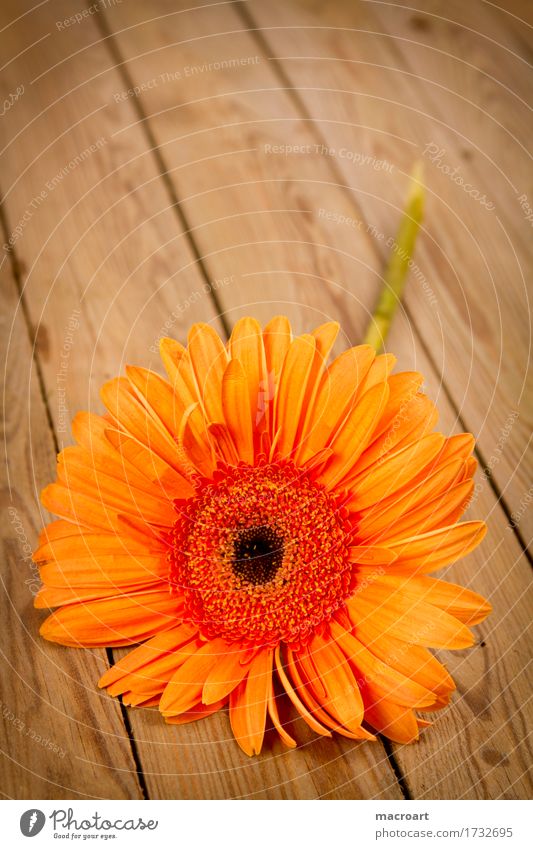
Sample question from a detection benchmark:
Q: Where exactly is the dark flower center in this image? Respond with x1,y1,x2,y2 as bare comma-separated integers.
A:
231,525,284,585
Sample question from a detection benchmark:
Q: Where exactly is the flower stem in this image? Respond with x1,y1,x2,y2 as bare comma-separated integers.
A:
363,162,425,353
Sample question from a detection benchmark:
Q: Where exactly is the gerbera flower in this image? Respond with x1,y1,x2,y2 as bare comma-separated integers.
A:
34,317,490,754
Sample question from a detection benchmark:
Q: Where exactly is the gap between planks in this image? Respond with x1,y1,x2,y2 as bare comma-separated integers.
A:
95,5,412,800
1,2,402,799
5,0,527,798
96,0,530,798
232,0,532,569
0,169,147,801
96,9,232,340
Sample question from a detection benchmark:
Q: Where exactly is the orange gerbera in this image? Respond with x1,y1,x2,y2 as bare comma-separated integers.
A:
34,318,490,753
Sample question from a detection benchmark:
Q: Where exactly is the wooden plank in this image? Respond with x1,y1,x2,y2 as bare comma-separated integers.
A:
347,1,533,796
93,0,407,800
0,1,225,411
363,0,533,547
0,0,401,799
0,0,223,800
237,0,533,798
0,253,142,798
102,0,532,798
244,0,533,545
375,0,533,76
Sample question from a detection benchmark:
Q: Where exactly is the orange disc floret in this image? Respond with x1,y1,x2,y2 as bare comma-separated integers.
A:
169,460,357,647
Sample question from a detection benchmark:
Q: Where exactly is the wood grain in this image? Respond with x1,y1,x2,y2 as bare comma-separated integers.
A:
242,0,533,546
0,0,222,800
0,252,141,799
101,0,533,799
0,0,401,800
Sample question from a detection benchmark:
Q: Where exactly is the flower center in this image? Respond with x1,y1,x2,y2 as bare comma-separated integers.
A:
169,460,357,647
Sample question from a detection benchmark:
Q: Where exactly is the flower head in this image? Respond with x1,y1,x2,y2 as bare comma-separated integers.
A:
34,317,489,753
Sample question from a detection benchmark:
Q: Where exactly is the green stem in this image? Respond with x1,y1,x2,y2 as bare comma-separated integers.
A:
363,163,425,353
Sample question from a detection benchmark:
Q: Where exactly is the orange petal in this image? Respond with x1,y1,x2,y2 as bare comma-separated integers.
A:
42,483,123,534
285,648,358,737
354,392,438,477
39,551,166,591
306,632,365,733
356,457,465,541
267,681,297,748
347,432,446,511
33,528,164,563
319,381,390,488
263,315,292,389
371,373,425,439
295,322,340,449
99,624,198,689
99,627,197,700
207,422,240,465
348,546,397,566
274,646,332,737
202,645,250,705
35,582,166,608
229,317,267,431
40,588,180,647
295,344,375,464
73,411,191,501
160,638,231,716
37,519,81,547
356,353,396,395
312,321,340,360
330,621,436,708
463,457,478,479
438,433,475,464
378,480,474,543
159,338,198,404
177,403,214,478
125,694,162,708
356,630,455,698
126,366,189,440
288,650,374,741
387,521,487,573
376,575,491,626
187,323,227,423
119,641,201,700
229,649,273,756
165,700,226,724
348,583,475,649
100,378,182,473
273,334,316,458
104,427,193,499
364,699,420,744
71,410,118,455
301,446,334,475
56,446,177,526
221,359,254,464
390,434,474,498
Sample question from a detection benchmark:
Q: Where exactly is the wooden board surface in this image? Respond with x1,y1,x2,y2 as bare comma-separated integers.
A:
0,224,142,800
244,0,533,545
1,0,531,800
